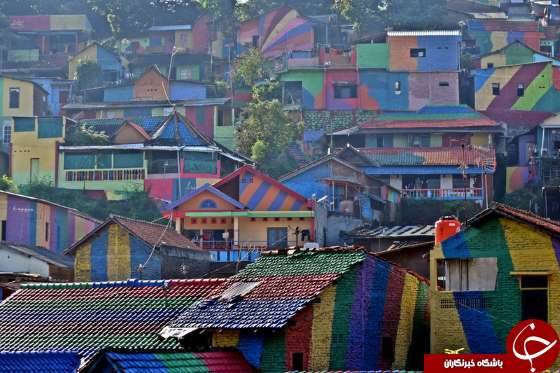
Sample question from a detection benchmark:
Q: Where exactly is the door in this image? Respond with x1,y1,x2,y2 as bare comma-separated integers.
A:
30,158,40,183
267,227,288,249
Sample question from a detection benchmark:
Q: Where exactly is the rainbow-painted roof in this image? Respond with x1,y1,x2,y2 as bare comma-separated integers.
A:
0,279,225,362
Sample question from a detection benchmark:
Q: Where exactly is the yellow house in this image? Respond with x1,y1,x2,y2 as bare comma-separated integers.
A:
0,76,48,117
68,42,125,82
164,166,315,262
11,117,67,186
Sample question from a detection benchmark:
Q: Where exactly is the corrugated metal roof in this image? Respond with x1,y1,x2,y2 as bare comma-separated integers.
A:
347,225,435,238
387,30,461,36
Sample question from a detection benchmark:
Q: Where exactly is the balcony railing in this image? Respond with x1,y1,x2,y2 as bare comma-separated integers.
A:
401,188,483,201
65,169,145,182
196,240,292,262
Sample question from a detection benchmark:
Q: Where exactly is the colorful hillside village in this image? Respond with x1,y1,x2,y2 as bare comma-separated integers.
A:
0,0,560,371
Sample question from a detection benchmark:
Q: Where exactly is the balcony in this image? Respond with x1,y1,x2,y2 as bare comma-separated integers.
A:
196,240,296,262
65,169,145,182
402,188,483,201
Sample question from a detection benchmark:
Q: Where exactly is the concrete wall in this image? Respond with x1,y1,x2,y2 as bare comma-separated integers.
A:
0,78,38,117
0,246,50,277
11,117,65,187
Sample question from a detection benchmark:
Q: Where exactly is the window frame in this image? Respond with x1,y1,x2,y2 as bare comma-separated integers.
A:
333,84,357,99
2,124,11,144
492,83,500,96
410,48,426,58
9,88,20,109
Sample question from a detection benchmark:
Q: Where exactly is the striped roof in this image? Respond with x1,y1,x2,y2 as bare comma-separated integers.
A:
360,147,497,167
0,352,80,373
87,351,252,372
0,279,225,362
163,249,367,331
359,106,498,130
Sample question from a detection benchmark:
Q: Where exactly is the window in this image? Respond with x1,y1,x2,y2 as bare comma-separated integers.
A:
492,83,500,96
283,81,303,105
292,352,304,371
394,80,402,95
517,83,525,97
376,135,394,148
334,84,357,99
45,222,49,242
410,48,426,58
436,258,498,291
241,174,253,184
452,174,469,189
9,88,20,109
520,275,548,322
1,220,5,241
408,135,430,147
486,62,494,69
2,124,11,144
439,81,450,87
252,35,259,48
200,199,218,209
267,227,288,249
184,152,216,174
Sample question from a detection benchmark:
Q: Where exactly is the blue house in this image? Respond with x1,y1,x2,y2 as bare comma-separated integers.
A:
68,42,125,83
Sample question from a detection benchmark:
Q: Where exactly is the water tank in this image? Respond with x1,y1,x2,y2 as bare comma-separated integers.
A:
435,216,461,244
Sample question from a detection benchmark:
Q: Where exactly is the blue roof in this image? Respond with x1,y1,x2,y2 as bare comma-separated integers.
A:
167,184,246,211
0,352,80,373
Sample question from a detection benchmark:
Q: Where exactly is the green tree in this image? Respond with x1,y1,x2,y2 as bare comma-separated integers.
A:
236,97,302,177
0,175,16,192
76,61,102,90
235,0,333,22
503,186,543,213
65,123,110,145
234,48,266,87
334,0,386,31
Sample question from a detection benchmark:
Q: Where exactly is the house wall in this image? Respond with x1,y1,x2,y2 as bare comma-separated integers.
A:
68,45,98,80
237,217,313,246
0,193,98,253
212,256,429,371
0,246,50,277
0,78,37,117
170,81,207,101
185,105,214,139
11,117,64,186
430,217,560,368
133,69,169,101
505,166,536,193
388,35,461,72
282,69,459,111
473,62,560,111
237,8,314,58
480,43,560,68
468,19,544,56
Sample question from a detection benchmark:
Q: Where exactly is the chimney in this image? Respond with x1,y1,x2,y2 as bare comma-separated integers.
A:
434,216,461,244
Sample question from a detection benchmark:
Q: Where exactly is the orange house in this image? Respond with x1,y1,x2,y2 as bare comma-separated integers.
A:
164,166,315,261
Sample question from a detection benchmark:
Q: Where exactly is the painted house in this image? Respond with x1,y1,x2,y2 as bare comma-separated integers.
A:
477,40,560,69
164,165,314,262
31,77,74,116
331,106,502,203
8,15,92,68
280,33,461,112
68,42,125,82
127,53,216,82
430,203,560,369
0,76,48,117
0,190,99,254
280,152,401,244
473,61,560,112
10,116,68,187
161,248,430,371
238,7,315,58
0,242,74,281
0,278,228,364
467,18,545,56
66,215,209,282
56,112,247,201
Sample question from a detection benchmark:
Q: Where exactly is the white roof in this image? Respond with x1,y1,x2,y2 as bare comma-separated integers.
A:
387,30,461,37
148,25,192,32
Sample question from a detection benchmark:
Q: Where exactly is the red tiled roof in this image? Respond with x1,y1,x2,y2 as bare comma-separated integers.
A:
360,147,496,167
469,203,560,234
360,118,498,129
112,215,201,250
